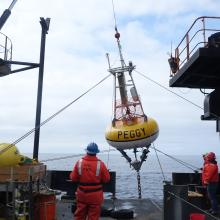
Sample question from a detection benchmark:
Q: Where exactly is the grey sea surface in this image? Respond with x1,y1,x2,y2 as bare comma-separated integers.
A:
37,153,206,201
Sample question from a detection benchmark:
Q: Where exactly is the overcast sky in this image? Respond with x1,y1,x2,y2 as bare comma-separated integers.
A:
0,0,220,156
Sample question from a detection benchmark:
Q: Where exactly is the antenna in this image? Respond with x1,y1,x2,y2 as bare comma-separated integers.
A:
106,53,111,69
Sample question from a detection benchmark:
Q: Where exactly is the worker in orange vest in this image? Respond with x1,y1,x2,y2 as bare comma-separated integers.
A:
202,152,219,215
69,142,110,220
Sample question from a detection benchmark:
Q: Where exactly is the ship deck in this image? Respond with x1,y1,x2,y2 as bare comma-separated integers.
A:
56,198,163,220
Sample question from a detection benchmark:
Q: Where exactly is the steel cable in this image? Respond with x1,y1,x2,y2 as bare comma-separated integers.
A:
111,0,117,30
40,144,199,172
135,70,203,110
0,74,111,155
152,143,166,182
150,146,200,171
40,149,116,163
135,69,220,120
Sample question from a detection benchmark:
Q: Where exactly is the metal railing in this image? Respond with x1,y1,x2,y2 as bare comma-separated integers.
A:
170,16,220,75
0,32,12,61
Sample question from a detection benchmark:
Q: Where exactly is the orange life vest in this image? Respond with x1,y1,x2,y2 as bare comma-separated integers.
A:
70,155,110,204
70,155,110,192
202,162,219,184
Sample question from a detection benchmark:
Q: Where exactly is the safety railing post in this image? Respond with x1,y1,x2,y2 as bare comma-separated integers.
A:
186,33,190,61
202,17,206,46
4,36,7,60
171,16,220,72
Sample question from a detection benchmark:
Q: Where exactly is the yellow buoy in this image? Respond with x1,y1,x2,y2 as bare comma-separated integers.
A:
0,143,23,167
106,117,159,150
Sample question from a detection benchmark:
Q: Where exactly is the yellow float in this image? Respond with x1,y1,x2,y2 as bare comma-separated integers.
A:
0,143,23,167
106,117,159,150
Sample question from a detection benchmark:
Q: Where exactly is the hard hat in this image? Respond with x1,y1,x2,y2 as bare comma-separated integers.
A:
86,142,100,154
202,153,208,159
207,152,216,161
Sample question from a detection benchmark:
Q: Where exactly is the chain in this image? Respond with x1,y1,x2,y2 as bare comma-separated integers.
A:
137,171,142,199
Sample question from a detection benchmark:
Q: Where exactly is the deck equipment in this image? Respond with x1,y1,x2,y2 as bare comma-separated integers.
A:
0,143,22,167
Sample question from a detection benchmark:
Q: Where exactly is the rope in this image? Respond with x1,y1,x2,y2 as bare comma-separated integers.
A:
40,149,116,163
0,74,111,155
106,145,111,169
135,70,203,110
150,146,200,171
135,69,220,120
152,143,166,182
149,199,163,212
166,190,219,220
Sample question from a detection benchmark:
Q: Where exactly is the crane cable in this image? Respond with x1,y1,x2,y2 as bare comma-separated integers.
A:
111,0,117,30
0,73,111,155
152,143,166,182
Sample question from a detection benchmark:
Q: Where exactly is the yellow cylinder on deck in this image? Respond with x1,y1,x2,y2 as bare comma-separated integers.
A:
0,143,22,167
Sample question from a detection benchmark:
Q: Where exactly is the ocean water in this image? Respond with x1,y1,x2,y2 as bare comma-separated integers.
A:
38,153,206,201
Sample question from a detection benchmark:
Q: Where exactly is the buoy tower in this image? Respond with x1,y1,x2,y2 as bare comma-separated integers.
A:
105,28,159,198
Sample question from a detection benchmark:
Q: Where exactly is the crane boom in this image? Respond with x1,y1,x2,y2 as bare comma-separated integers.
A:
0,0,17,31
